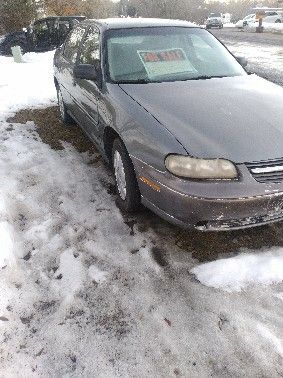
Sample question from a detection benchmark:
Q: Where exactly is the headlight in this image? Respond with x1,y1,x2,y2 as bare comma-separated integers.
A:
165,155,238,180
0,36,5,44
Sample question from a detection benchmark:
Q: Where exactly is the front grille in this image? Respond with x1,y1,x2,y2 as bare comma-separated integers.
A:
246,158,283,183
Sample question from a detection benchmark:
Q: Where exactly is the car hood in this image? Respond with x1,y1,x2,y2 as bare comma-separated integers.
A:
119,75,283,163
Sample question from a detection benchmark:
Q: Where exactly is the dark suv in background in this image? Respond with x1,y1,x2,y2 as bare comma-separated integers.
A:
0,15,85,55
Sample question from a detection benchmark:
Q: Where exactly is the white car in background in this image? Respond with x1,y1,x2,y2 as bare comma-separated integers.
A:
264,11,282,23
235,14,256,28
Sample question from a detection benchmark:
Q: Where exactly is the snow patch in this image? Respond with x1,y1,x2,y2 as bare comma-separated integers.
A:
257,324,283,357
54,249,86,302
191,249,283,292
88,265,108,283
0,221,15,268
273,292,283,302
246,21,283,34
0,51,56,120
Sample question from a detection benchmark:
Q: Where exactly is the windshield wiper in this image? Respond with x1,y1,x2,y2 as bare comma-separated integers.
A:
186,75,228,81
118,79,150,84
118,75,229,84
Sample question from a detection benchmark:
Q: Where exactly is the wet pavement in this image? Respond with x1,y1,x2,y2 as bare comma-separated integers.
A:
212,28,283,86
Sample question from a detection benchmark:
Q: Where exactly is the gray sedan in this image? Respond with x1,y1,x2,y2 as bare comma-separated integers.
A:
53,18,283,230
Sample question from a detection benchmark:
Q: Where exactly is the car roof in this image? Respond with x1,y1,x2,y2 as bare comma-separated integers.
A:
82,18,198,30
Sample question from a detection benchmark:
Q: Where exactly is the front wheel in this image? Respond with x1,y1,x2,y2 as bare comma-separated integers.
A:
112,138,141,213
275,19,281,23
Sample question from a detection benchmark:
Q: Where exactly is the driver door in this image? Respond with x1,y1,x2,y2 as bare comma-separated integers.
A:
73,26,101,144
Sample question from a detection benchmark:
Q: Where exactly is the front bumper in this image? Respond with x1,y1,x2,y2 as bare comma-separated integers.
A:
132,157,283,231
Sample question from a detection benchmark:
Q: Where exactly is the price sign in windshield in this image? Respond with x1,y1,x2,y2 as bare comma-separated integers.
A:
138,48,196,79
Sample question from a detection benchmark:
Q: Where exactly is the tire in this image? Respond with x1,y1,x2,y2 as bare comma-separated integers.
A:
275,19,281,23
112,138,141,213
56,86,74,125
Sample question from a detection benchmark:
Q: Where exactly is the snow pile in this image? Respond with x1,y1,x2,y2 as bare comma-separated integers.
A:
191,249,283,292
263,22,283,34
0,51,56,119
246,21,283,34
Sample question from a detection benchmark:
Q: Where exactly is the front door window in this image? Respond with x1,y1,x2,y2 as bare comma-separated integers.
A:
63,26,85,64
78,26,100,66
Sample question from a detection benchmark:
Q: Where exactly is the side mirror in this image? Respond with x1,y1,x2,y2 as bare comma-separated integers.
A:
235,56,248,68
73,64,98,81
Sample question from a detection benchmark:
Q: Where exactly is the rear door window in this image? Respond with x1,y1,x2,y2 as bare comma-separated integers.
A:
63,26,85,64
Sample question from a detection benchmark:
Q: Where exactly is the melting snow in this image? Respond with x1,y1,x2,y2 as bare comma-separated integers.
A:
0,51,56,119
0,221,15,268
257,324,283,358
88,265,108,283
191,249,283,292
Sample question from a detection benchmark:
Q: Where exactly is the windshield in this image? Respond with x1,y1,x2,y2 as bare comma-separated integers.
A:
105,27,246,84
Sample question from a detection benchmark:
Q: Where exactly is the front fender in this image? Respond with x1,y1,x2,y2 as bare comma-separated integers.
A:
99,83,187,172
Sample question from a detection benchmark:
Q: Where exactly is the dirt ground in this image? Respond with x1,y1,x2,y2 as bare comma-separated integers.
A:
8,106,283,263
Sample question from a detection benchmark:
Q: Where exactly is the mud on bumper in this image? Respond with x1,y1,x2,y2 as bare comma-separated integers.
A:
133,157,283,231
142,190,283,231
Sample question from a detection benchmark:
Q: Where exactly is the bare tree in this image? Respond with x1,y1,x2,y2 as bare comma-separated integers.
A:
127,0,282,23
0,0,36,32
43,0,116,18
128,0,206,22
